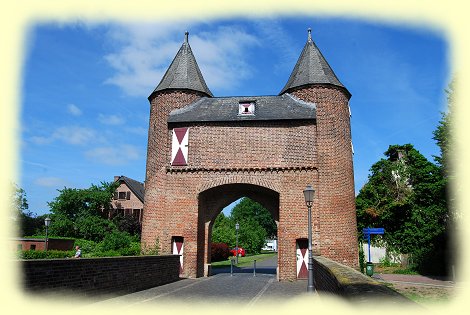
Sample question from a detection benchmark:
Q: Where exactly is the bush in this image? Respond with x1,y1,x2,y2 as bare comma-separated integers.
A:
211,243,230,262
142,238,160,255
358,242,365,273
118,241,141,256
18,249,74,259
98,230,132,252
74,238,98,256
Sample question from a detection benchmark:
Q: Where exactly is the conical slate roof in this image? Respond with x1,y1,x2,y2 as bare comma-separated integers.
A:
280,29,350,98
150,32,213,98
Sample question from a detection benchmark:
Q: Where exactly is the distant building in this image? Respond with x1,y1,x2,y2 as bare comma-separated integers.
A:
262,239,278,252
13,238,74,251
111,176,145,223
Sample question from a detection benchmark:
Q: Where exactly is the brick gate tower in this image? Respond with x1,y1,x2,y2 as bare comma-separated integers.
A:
142,29,358,280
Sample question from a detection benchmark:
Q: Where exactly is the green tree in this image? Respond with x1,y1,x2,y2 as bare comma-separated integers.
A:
432,79,454,176
231,198,277,238
112,213,142,238
10,183,44,236
212,213,236,246
48,181,119,242
356,144,448,275
236,217,267,255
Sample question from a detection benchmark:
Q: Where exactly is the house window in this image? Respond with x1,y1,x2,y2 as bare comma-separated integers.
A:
118,191,126,200
238,101,255,115
30,244,36,250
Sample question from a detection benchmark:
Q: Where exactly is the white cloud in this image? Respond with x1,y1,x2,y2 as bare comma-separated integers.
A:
28,126,98,146
30,136,53,145
125,126,148,136
67,104,82,116
52,126,96,145
103,23,260,96
98,114,125,125
85,144,140,165
34,177,67,187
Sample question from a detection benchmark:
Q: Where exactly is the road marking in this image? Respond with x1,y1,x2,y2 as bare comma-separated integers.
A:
246,277,275,308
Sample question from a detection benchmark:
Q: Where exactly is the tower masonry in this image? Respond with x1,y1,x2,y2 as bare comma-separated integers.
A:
142,29,358,280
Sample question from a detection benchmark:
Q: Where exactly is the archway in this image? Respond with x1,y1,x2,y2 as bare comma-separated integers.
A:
196,183,279,277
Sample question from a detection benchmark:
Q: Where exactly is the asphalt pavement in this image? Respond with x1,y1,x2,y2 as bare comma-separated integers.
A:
86,254,312,308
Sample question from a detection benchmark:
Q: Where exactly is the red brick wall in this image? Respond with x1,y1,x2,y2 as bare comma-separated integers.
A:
13,238,74,251
290,85,358,268
142,85,358,280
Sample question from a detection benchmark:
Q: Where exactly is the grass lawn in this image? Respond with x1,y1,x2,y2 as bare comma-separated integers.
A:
211,252,277,268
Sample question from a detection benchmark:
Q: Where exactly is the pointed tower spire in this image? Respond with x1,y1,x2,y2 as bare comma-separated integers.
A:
280,28,350,98
150,31,213,98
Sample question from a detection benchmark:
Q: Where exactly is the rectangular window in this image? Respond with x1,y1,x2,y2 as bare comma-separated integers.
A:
118,191,126,200
238,101,255,115
171,128,189,166
30,244,36,250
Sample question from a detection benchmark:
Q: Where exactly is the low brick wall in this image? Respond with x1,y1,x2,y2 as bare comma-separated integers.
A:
21,255,180,297
313,256,412,303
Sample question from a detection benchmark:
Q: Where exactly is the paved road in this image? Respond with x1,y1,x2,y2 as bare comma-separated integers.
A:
87,254,313,308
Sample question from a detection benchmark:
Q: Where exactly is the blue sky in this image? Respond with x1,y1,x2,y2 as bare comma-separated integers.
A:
20,17,449,216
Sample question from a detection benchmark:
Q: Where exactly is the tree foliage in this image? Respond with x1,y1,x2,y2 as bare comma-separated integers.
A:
212,213,236,246
212,198,275,255
47,181,120,242
231,198,277,239
433,79,454,176
10,183,45,236
356,144,448,275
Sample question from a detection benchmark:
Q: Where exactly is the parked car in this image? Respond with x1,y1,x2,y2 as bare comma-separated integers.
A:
230,247,246,257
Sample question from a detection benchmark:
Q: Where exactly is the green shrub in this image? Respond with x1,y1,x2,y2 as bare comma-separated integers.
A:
92,249,121,257
142,238,160,255
358,242,365,273
98,230,132,252
74,239,98,255
118,241,141,256
18,250,74,259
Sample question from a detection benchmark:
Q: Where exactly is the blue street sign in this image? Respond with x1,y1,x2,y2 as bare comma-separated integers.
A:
363,227,385,235
362,227,385,263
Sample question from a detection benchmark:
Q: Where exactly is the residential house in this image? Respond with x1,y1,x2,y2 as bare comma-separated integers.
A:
111,176,145,223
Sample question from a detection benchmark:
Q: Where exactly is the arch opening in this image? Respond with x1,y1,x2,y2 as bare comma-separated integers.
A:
197,183,279,277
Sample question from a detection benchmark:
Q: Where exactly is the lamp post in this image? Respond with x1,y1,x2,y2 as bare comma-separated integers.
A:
303,184,315,293
44,216,51,251
235,222,239,265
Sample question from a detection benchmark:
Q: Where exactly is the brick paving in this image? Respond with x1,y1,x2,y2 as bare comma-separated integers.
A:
87,255,313,308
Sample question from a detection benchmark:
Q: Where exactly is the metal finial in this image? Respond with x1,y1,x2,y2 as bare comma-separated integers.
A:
307,28,312,41
184,31,189,43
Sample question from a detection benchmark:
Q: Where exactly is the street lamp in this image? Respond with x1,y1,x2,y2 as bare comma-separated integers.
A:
303,184,316,293
44,216,51,251
235,222,240,265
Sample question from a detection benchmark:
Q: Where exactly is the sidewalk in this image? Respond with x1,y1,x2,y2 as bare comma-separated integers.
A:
372,273,456,287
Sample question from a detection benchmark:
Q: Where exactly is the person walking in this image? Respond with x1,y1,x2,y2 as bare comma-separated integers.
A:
74,245,82,258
